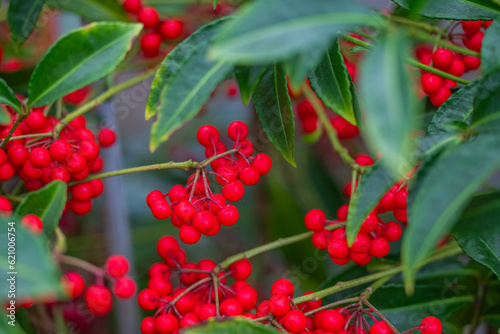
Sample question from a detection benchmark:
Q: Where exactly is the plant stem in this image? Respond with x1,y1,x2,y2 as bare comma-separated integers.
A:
341,34,471,85
301,84,367,174
304,297,359,317
218,224,342,270
410,30,481,57
1,133,53,141
388,15,445,35
1,114,26,149
213,273,221,317
490,0,500,7
58,254,105,277
4,194,24,203
53,68,157,137
363,299,400,334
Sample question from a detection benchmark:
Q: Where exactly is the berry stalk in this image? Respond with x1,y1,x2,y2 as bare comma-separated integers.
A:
409,30,481,57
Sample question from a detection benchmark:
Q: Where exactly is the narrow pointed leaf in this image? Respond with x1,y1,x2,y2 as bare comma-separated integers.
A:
393,0,500,20
254,63,295,166
149,19,233,151
28,22,142,108
403,135,500,292
309,39,356,125
346,162,397,245
481,19,500,75
209,0,373,64
7,0,45,47
15,181,67,237
453,192,500,280
234,65,267,105
183,318,280,334
213,0,218,10
54,0,129,22
0,79,22,114
359,29,419,172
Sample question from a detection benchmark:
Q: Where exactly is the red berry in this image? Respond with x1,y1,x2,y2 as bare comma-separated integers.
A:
151,198,172,220
220,298,243,316
447,59,465,77
105,254,130,277
269,294,291,316
461,20,482,34
236,286,258,311
23,160,42,179
462,56,481,71
0,162,15,181
251,153,272,175
137,288,159,311
271,278,294,297
90,179,104,198
222,180,245,202
113,277,137,299
360,213,378,233
228,121,249,141
141,32,162,55
420,316,442,334
138,7,159,28
229,259,252,280
50,167,71,183
141,317,156,334
304,209,326,232
66,152,86,173
429,86,452,107
355,154,374,166
196,125,219,147
350,233,371,253
155,314,178,334
147,190,164,207
85,285,113,316
321,309,345,332
239,166,260,186
25,110,46,130
62,272,86,298
0,196,13,216
484,20,493,29
394,208,407,223
331,115,359,139
198,304,217,321
192,210,215,233
369,238,390,258
328,238,349,258
463,31,484,52
168,185,189,202
384,221,403,242
7,144,28,167
79,140,100,161
21,214,43,234
217,204,239,226
432,49,454,70
98,128,116,148
175,200,196,222
370,320,393,334
179,225,201,244
159,20,184,40
123,0,142,13
312,230,330,250
236,139,254,156
0,148,6,166
420,73,442,94
71,182,95,202
29,147,50,168
215,166,237,185
283,310,307,334
156,235,179,259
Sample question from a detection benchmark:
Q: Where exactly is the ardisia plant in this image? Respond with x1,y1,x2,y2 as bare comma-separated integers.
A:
1,0,500,333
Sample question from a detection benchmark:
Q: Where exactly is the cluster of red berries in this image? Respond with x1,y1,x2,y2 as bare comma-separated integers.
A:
121,0,184,57
0,96,117,215
147,121,272,245
418,20,491,107
368,317,443,334
305,155,407,266
138,236,258,334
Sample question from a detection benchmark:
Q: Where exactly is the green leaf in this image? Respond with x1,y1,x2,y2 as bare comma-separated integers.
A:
148,19,233,151
234,65,267,105
346,162,398,245
472,68,500,131
7,0,45,48
403,135,500,293
54,0,129,22
286,41,325,92
482,19,500,75
27,22,142,108
420,80,480,153
183,317,280,334
453,192,500,280
254,63,295,166
209,0,373,64
0,78,22,114
213,0,217,10
359,29,419,172
309,39,356,125
0,217,63,299
15,181,67,237
0,316,27,334
393,0,500,20
0,107,12,125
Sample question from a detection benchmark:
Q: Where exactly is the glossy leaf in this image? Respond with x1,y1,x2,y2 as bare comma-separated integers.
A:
55,0,129,22
15,181,67,237
0,316,27,334
359,29,418,172
234,65,267,105
27,22,142,108
346,162,397,245
0,217,63,299
393,0,500,20
472,68,500,132
183,318,280,334
254,63,295,166
0,78,22,114
453,192,500,280
420,80,480,153
403,135,500,292
209,0,373,64
213,0,217,10
482,19,500,74
7,0,45,47
148,19,233,151
309,39,356,125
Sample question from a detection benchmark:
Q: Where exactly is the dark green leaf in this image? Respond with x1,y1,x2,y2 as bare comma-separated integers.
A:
15,181,67,237
183,317,280,334
359,29,419,172
234,65,267,105
346,162,398,245
7,0,45,47
54,0,129,22
254,63,295,166
0,316,27,334
0,217,63,299
148,19,233,151
482,19,500,74
28,22,142,108
309,39,356,125
209,0,373,64
453,192,500,280
472,68,500,131
286,41,325,92
393,0,500,20
403,135,500,292
0,78,22,114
